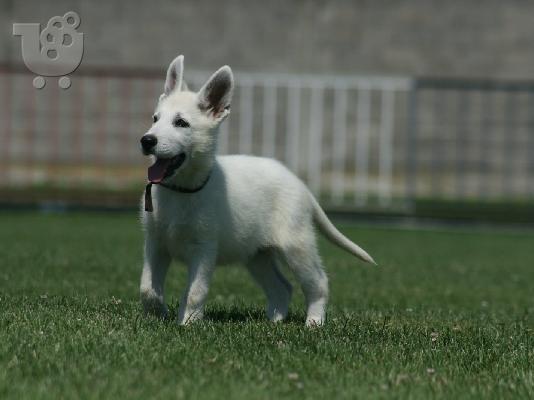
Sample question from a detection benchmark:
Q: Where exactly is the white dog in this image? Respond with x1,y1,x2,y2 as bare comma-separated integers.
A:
139,55,375,327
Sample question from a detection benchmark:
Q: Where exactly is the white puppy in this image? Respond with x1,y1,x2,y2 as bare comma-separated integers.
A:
139,55,375,327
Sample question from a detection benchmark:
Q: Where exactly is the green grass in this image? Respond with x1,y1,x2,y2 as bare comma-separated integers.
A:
0,212,533,399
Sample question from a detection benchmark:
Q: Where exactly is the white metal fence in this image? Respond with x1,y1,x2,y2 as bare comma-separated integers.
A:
0,65,411,207
1,65,533,208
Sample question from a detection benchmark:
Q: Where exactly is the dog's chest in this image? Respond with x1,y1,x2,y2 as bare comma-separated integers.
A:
154,194,215,255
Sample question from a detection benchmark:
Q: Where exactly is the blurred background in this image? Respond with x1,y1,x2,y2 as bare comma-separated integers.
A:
1,0,534,223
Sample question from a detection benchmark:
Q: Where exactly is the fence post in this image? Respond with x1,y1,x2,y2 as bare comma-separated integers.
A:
307,84,324,196
378,88,395,207
430,89,444,196
405,79,418,210
1,73,13,182
503,91,518,196
239,81,254,155
528,92,534,196
355,83,371,207
455,90,469,198
262,80,277,158
331,84,348,204
286,82,301,173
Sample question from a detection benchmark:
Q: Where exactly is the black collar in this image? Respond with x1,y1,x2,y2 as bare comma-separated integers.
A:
144,172,211,212
159,172,212,194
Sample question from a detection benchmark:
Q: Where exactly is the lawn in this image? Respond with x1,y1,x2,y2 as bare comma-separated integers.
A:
0,212,533,399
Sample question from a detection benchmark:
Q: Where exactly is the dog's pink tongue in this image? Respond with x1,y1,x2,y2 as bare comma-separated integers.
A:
148,158,172,183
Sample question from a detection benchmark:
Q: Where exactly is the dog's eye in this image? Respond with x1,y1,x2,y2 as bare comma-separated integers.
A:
152,114,159,123
173,117,190,128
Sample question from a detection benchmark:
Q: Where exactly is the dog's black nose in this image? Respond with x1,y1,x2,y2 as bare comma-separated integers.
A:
141,134,157,151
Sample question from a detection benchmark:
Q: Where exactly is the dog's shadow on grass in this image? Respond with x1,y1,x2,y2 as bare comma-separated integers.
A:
163,302,304,325
204,307,303,324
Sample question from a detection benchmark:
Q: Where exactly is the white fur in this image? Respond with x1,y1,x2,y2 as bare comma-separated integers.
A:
140,56,375,327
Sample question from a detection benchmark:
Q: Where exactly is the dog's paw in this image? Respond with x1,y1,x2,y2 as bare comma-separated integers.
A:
305,316,325,328
140,291,168,319
177,309,204,325
267,306,288,323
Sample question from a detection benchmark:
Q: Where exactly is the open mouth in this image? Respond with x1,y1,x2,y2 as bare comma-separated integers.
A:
147,153,186,183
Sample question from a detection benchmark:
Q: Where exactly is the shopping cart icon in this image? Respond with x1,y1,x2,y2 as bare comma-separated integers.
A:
13,11,84,89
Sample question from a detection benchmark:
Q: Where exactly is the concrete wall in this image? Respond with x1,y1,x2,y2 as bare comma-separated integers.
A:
3,0,534,79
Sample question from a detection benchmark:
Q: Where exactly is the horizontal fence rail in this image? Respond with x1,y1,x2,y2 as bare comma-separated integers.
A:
1,64,533,209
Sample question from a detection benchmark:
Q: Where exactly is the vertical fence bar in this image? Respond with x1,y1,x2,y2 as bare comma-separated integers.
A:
120,79,133,163
472,91,484,198
430,89,444,196
307,85,324,195
331,85,348,204
478,90,492,198
1,72,13,181
355,84,371,206
25,80,37,168
239,82,254,154
72,77,85,183
262,81,277,158
144,77,158,133
286,83,301,173
516,91,528,199
48,84,61,165
405,81,419,207
528,91,534,196
378,88,395,206
97,78,108,163
455,90,469,198
34,88,48,166
503,91,517,196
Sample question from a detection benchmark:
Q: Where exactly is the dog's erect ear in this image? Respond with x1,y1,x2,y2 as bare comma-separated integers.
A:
164,55,185,95
197,66,234,119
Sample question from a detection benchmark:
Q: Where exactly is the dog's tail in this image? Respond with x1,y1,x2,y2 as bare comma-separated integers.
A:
310,192,377,265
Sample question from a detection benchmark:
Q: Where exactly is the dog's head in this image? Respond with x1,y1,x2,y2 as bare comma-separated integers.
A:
140,55,234,183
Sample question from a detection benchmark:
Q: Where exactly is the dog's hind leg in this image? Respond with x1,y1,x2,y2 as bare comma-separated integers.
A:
140,237,171,318
246,250,292,322
279,244,328,327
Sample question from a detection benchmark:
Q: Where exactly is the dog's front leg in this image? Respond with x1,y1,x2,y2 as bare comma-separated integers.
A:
177,243,217,325
140,234,171,318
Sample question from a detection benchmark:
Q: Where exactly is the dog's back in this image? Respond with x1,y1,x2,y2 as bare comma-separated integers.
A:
215,154,312,254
